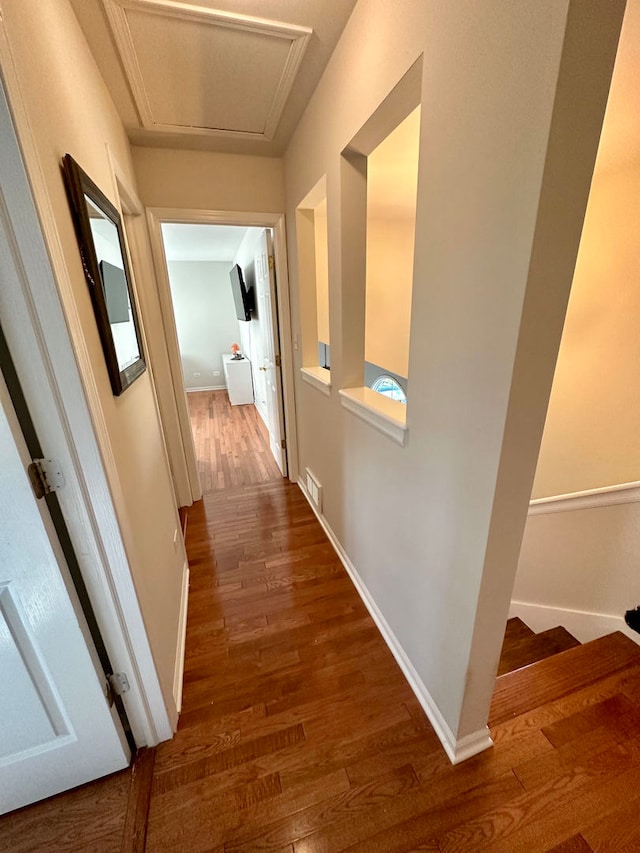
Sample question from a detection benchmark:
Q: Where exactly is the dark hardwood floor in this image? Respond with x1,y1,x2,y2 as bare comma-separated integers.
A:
3,394,640,851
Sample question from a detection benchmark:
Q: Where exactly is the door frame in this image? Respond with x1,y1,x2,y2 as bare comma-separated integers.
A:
146,208,299,505
0,44,172,745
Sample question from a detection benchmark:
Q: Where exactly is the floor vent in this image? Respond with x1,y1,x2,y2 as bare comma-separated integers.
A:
305,468,322,513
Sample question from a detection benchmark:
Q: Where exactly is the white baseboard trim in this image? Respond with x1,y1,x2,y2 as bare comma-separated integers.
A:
529,481,640,515
172,561,190,721
509,599,640,645
186,384,227,393
298,480,493,764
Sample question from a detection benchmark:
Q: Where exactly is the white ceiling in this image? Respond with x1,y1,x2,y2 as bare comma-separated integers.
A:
161,223,254,261
70,0,358,156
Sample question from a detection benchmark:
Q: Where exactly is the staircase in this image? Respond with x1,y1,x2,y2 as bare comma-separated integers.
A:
498,616,581,676
482,619,640,847
493,620,640,724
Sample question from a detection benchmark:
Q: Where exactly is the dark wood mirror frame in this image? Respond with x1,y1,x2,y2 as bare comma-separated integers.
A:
62,153,146,396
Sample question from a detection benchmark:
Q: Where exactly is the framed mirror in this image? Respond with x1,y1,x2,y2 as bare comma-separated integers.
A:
62,153,146,396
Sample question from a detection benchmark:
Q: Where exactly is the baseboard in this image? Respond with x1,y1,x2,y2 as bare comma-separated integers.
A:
255,401,269,429
297,480,493,764
509,599,640,645
186,384,227,393
172,561,190,721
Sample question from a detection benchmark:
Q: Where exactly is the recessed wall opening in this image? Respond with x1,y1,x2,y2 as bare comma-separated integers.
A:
296,176,331,392
365,105,420,405
338,57,422,444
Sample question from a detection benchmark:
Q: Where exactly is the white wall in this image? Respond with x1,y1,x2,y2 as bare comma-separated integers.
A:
365,217,415,378
284,0,623,755
533,165,640,499
512,153,640,641
132,147,285,212
168,261,239,391
1,0,187,722
512,496,640,644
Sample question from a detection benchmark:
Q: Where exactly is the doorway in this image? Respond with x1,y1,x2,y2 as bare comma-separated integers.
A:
0,330,131,814
150,216,291,499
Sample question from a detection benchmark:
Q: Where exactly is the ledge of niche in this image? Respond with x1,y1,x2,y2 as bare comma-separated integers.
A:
300,366,332,396
339,387,407,446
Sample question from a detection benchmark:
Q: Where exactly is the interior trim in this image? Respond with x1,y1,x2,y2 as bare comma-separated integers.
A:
102,0,312,141
529,481,640,515
172,561,190,720
146,207,299,497
298,478,493,764
339,386,407,446
300,366,331,396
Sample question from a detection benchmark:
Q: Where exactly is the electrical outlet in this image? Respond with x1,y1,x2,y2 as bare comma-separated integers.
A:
212,370,221,376
193,372,201,378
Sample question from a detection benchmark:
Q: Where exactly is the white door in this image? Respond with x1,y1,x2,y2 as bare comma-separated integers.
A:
256,229,287,475
0,372,130,815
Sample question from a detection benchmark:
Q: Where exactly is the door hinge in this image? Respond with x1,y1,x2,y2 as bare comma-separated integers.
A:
105,672,131,707
281,438,287,450
275,354,281,367
27,458,65,500
268,254,275,271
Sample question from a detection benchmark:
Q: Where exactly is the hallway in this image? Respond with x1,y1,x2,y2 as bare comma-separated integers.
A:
5,395,640,849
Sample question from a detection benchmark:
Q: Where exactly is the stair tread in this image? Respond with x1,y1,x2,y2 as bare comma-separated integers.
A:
491,631,640,726
503,617,535,643
498,623,580,677
537,625,581,650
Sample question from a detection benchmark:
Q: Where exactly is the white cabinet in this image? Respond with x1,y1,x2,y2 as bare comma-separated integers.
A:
222,354,254,405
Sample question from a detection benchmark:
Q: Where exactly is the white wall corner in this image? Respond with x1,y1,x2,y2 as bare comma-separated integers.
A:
172,561,190,721
298,479,493,764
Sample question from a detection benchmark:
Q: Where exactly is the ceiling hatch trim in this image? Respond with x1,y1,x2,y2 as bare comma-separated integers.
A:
101,0,312,141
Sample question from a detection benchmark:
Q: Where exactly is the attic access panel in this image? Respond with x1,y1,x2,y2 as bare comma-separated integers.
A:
102,0,311,141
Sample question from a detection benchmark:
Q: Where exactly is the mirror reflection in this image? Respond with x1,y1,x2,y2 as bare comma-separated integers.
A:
85,196,141,372
63,153,145,396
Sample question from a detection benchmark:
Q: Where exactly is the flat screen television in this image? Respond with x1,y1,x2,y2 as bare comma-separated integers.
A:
99,260,130,324
229,263,254,321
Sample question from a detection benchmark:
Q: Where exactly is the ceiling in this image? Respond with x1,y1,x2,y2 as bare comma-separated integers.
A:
70,0,357,157
69,0,638,169
161,223,256,261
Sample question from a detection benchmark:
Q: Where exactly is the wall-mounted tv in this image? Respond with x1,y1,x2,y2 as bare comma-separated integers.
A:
229,263,254,321
99,260,130,324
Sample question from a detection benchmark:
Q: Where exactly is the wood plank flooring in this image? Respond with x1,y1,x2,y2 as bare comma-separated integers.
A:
187,391,283,491
4,394,640,850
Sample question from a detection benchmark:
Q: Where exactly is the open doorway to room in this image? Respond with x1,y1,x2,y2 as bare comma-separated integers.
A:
156,221,288,495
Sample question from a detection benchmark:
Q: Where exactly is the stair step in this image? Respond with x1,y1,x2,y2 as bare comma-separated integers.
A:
490,631,640,726
497,624,581,676
503,616,535,644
